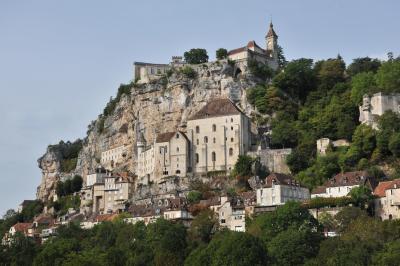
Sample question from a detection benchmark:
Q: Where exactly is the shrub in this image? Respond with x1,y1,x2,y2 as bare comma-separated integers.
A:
181,66,197,79
187,191,203,204
216,48,228,60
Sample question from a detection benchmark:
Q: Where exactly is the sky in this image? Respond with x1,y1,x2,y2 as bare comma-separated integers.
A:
0,0,399,215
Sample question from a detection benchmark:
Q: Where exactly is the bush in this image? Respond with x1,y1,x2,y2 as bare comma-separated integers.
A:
232,155,254,177
181,66,197,79
187,191,203,204
216,48,228,60
184,48,209,64
248,59,274,81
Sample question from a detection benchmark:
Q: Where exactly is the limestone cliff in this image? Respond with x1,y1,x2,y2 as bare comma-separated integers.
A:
37,61,258,203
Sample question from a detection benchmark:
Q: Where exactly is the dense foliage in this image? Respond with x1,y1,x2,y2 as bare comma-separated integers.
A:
3,201,400,265
215,48,228,60
246,54,400,189
184,48,209,64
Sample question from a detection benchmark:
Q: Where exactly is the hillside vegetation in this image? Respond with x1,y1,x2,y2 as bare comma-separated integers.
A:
246,55,400,188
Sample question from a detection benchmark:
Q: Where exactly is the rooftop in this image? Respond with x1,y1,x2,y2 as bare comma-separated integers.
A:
188,98,244,120
374,179,400,197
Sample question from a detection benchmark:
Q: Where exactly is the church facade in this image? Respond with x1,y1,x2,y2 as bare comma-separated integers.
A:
135,98,252,184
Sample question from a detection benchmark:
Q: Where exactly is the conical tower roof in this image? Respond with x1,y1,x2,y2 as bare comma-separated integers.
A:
266,22,278,38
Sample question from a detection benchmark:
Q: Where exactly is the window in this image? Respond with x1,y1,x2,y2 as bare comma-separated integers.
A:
212,152,216,162
195,153,199,164
212,124,216,132
204,136,208,143
213,137,216,143
177,147,179,152
196,139,199,145
231,126,233,130
196,126,200,133
176,170,181,174
221,219,226,224
176,133,179,138
229,148,233,156
231,138,234,142
231,118,233,122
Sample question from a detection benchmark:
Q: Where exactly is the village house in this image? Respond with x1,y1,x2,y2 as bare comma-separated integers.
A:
256,173,310,206
84,171,135,214
312,171,377,198
374,179,400,220
80,213,119,229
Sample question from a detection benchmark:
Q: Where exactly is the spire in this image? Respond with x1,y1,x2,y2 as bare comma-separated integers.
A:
266,21,278,38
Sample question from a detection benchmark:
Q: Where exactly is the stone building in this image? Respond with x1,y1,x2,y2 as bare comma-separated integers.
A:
187,98,251,174
134,56,185,84
256,173,310,206
316,138,350,155
135,98,252,181
359,93,400,128
248,148,292,174
311,171,377,198
374,179,400,220
153,131,190,182
101,144,131,170
228,22,279,76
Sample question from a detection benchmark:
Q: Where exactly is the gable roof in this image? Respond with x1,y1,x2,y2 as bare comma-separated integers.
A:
311,171,376,195
188,98,243,121
228,40,265,56
264,173,301,187
374,179,400,197
12,223,32,233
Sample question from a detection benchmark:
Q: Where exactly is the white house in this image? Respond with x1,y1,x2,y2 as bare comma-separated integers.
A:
256,173,310,206
374,179,400,220
311,171,376,198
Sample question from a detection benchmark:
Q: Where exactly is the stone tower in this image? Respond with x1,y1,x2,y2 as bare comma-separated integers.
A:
265,21,278,59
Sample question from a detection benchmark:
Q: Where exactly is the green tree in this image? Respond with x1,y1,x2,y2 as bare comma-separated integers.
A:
184,48,209,64
277,45,288,69
71,175,83,193
350,72,377,104
376,60,400,93
185,231,268,266
347,57,381,77
188,209,217,245
180,66,197,79
248,59,274,81
267,227,322,266
216,48,228,60
272,58,316,102
372,240,400,266
334,206,368,233
187,191,203,204
248,201,319,242
232,155,254,177
389,132,400,157
270,116,298,148
316,57,346,91
349,185,373,208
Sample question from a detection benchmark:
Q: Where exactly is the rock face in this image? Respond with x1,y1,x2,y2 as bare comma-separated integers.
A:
37,61,258,203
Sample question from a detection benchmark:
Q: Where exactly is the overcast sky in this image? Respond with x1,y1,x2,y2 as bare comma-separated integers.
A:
0,0,399,215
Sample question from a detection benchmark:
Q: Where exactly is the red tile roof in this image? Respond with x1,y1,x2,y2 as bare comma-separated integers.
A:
188,98,243,120
12,223,32,233
228,46,246,56
264,173,300,187
95,214,118,222
374,179,400,197
311,171,376,195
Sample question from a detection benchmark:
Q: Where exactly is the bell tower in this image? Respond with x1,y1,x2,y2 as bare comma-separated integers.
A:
265,21,278,58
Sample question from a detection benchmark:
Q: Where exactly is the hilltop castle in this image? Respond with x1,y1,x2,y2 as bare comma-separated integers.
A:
133,21,280,83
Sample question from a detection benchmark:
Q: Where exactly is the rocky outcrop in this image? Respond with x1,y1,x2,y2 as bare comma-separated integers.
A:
37,61,258,202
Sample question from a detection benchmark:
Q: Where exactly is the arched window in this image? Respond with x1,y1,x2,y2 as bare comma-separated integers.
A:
177,147,179,152
196,126,200,133
231,118,233,123
195,153,199,164
176,170,181,174
213,137,216,143
229,148,233,156
212,124,216,132
212,152,216,162
231,138,234,142
204,136,208,143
